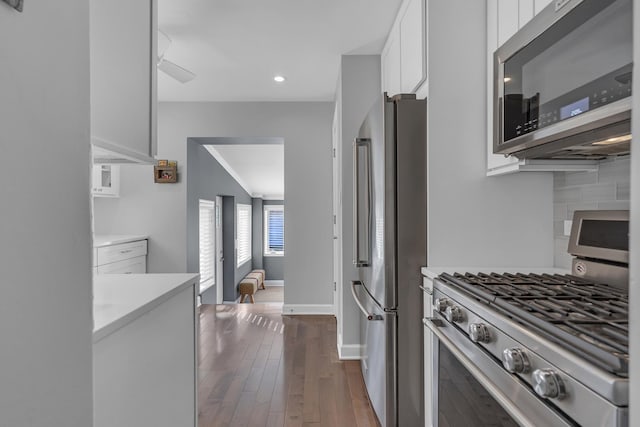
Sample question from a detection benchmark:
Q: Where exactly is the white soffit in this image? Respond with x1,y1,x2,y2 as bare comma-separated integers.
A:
204,144,284,200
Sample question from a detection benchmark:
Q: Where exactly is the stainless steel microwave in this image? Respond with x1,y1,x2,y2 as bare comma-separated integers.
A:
493,0,632,160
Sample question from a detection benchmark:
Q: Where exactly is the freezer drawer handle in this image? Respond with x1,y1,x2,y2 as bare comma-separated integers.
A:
351,281,383,321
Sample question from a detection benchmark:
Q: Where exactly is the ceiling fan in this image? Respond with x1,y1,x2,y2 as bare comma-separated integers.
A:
157,30,196,83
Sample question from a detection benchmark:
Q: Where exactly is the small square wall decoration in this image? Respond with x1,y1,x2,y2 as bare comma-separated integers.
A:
2,0,23,12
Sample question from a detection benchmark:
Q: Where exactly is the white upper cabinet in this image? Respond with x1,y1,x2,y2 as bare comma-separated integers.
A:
399,0,426,93
519,0,535,28
90,0,157,164
535,0,554,15
381,0,426,96
382,30,402,96
497,0,519,46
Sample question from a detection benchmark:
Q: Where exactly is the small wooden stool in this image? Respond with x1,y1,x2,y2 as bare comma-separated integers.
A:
238,277,259,303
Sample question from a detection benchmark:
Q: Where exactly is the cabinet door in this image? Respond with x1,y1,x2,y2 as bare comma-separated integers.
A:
535,0,554,15
382,29,401,97
90,0,156,161
497,0,519,45
519,0,535,28
399,0,426,93
96,255,147,274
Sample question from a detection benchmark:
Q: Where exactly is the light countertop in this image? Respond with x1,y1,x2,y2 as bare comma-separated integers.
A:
93,234,149,248
93,273,199,342
421,266,570,280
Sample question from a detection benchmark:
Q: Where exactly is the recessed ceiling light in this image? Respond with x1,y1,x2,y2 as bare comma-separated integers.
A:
274,75,286,83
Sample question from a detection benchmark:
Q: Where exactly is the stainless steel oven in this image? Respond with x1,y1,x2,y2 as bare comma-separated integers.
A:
493,0,633,159
422,211,630,426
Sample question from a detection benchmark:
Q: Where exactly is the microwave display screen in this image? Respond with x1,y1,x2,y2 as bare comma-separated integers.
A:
560,97,590,120
502,0,632,142
578,219,629,251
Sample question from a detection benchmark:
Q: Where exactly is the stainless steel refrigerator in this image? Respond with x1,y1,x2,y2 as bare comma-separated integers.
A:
351,93,426,427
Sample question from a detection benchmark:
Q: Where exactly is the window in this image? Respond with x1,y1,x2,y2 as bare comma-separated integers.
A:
264,205,284,256
199,200,216,288
236,204,252,267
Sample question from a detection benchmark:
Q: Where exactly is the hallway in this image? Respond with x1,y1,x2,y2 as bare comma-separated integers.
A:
197,304,380,427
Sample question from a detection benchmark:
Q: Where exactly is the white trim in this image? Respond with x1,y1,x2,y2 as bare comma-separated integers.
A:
264,280,284,286
337,344,362,360
204,146,253,195
281,304,334,315
262,194,284,200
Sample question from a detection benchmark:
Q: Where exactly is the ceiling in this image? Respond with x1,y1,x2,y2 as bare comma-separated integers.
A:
166,2,401,198
157,0,402,102
205,144,284,199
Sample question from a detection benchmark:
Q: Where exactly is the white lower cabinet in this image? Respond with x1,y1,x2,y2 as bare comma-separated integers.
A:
94,239,148,274
94,284,197,427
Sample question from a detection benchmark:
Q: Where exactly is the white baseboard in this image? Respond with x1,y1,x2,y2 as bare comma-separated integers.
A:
281,304,334,315
264,280,284,286
337,344,362,360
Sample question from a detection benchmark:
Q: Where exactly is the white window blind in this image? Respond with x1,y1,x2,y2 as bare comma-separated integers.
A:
199,200,216,288
264,205,284,256
237,204,252,267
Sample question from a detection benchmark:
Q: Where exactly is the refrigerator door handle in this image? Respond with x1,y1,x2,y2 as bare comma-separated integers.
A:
351,280,383,321
353,138,371,267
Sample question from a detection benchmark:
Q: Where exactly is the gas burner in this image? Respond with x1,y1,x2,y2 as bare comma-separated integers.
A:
440,272,629,376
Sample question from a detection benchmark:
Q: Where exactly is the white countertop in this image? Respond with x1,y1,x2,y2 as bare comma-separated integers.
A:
93,234,149,248
421,266,570,280
93,273,199,342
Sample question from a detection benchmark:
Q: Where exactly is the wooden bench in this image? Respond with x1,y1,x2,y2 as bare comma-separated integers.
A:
239,277,259,303
238,269,267,303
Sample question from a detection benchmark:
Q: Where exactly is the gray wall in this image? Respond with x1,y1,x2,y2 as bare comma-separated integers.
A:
96,102,333,306
339,55,383,347
252,198,264,270
427,0,554,268
185,141,253,301
553,158,631,268
0,2,93,426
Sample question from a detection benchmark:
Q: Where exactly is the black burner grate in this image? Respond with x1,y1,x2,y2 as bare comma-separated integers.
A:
439,272,629,376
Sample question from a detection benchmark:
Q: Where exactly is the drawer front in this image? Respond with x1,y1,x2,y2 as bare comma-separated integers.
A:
96,255,147,274
96,240,147,266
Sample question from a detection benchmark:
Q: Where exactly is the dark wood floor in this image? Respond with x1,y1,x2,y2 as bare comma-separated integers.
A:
197,303,381,427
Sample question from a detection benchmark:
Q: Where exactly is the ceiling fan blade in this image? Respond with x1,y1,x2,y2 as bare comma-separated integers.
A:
158,59,196,83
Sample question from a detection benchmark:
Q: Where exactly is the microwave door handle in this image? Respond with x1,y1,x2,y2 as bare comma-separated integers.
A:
352,281,383,321
497,96,504,148
423,317,540,427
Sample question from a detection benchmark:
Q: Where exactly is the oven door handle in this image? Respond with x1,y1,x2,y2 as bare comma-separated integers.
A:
423,317,539,427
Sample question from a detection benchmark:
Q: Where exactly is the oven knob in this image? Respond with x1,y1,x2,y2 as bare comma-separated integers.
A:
468,323,490,343
433,298,450,313
532,369,566,400
445,305,463,323
502,348,531,374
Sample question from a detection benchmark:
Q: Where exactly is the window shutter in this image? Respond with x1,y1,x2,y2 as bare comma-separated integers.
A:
199,200,216,287
237,204,252,266
264,205,284,255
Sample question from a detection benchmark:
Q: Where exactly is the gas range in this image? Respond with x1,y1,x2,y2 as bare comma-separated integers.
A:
432,272,628,426
424,210,630,427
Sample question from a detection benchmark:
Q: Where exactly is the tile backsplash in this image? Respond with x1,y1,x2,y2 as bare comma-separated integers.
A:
553,157,631,269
